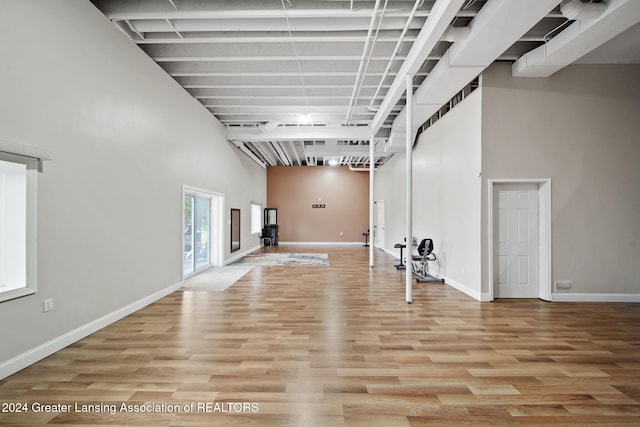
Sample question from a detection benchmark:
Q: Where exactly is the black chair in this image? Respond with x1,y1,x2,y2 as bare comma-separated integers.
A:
260,227,274,247
394,239,406,269
411,238,444,283
362,229,370,247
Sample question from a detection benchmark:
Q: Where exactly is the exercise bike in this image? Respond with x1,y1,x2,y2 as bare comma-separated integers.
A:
411,238,444,283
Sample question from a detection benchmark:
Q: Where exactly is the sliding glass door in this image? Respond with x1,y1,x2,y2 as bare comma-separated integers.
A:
183,195,211,276
183,186,224,278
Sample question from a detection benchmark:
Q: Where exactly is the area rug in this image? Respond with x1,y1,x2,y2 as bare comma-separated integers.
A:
231,252,329,267
180,265,254,292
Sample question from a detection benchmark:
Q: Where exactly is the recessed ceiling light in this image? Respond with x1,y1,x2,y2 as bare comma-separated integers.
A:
299,114,312,124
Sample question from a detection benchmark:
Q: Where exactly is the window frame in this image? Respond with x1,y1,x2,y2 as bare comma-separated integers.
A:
250,203,262,235
0,151,39,303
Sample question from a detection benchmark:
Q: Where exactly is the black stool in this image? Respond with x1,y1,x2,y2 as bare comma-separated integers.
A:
394,243,406,269
362,231,370,247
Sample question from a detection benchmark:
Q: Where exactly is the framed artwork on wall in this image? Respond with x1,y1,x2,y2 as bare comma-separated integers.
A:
230,208,240,253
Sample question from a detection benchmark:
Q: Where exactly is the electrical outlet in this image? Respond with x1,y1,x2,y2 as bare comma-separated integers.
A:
555,280,573,292
43,298,54,312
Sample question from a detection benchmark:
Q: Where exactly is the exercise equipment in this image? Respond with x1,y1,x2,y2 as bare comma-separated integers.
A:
411,238,444,283
393,240,406,269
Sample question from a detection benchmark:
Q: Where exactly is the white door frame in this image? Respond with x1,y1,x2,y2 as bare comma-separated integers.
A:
488,179,552,301
374,200,385,249
182,185,225,279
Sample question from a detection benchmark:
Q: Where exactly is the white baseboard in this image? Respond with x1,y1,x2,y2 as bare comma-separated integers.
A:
480,293,493,302
278,241,363,246
374,246,485,301
552,292,640,302
380,246,401,258
225,244,261,265
426,271,483,302
0,281,183,381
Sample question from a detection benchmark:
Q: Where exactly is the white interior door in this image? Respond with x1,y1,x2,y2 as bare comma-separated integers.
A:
209,194,224,267
375,200,385,249
493,183,539,298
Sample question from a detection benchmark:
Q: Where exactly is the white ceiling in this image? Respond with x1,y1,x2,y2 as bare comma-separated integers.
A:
90,0,640,167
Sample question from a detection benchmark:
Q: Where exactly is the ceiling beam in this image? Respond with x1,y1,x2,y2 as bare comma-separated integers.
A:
306,146,386,158
153,55,409,62
387,0,562,150
513,0,640,77
98,0,477,21
169,71,426,77
141,40,409,58
370,0,467,135
185,84,396,89
219,116,383,126
127,17,428,33
225,125,372,142
97,0,561,20
136,34,420,44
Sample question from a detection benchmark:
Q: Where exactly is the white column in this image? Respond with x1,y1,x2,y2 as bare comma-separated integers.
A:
405,74,413,304
369,135,375,267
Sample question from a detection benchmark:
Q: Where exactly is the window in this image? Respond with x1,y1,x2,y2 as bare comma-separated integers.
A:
183,195,211,276
0,152,38,303
182,185,224,277
251,203,262,234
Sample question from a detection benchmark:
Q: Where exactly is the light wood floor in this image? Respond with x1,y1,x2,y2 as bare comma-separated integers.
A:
1,246,639,426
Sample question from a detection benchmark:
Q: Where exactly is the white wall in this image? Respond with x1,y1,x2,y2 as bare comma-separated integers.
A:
0,1,265,375
0,162,27,289
373,152,406,253
375,90,482,299
481,63,640,298
412,90,482,298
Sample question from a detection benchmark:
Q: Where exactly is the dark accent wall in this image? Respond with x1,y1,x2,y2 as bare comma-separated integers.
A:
267,166,369,242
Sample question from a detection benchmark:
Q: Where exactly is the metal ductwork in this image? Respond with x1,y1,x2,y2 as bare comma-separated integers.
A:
385,0,561,150
561,0,606,21
258,121,281,133
441,26,471,42
384,128,407,152
513,0,640,78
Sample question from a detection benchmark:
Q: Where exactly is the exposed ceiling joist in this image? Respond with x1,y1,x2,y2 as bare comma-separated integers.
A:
387,0,562,150
91,0,639,167
513,0,640,77
370,0,467,135
305,145,386,158
225,125,372,142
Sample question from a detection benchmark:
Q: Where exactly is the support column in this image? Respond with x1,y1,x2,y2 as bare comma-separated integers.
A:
405,74,413,304
369,135,375,267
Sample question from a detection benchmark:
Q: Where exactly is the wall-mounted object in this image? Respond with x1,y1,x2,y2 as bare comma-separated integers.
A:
263,208,278,246
264,208,277,225
230,208,240,252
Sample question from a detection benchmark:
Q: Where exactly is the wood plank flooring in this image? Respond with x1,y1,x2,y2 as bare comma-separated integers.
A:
1,246,639,426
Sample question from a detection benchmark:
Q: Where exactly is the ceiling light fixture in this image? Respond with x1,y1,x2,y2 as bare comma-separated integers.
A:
299,113,312,124
328,159,339,166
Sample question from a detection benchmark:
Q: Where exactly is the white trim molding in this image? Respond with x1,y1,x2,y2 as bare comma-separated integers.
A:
0,281,183,380
487,178,552,302
552,293,640,303
430,272,484,302
225,244,261,265
181,185,225,279
0,139,52,161
278,242,364,246
371,246,489,301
